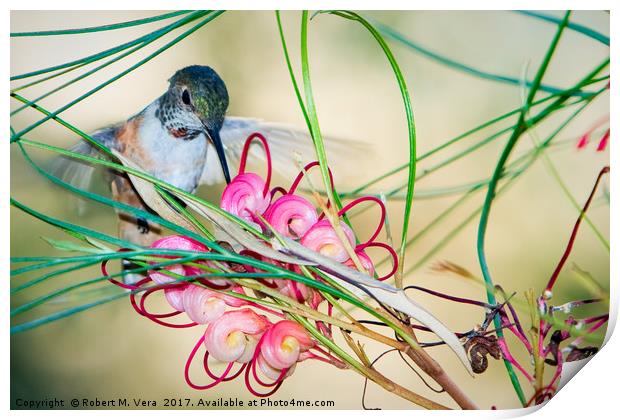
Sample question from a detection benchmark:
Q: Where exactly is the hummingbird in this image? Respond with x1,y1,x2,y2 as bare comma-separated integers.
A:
58,65,358,282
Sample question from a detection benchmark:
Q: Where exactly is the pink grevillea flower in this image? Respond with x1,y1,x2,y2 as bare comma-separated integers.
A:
204,309,271,363
264,194,318,239
148,235,207,285
258,320,314,380
182,284,246,324
220,132,274,226
300,219,356,263
220,173,272,225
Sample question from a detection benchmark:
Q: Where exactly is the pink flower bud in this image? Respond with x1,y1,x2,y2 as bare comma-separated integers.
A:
183,284,247,324
182,284,227,324
300,220,356,263
597,129,610,151
204,309,270,363
256,354,295,381
148,235,207,285
259,321,314,376
164,286,187,312
220,173,272,224
576,133,589,149
264,194,318,239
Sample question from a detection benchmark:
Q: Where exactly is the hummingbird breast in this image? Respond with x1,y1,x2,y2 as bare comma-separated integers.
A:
118,102,208,193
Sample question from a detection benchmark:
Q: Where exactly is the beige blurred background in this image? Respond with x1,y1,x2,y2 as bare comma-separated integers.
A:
10,10,609,409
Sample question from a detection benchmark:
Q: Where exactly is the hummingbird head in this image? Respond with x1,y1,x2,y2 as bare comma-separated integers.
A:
163,65,231,183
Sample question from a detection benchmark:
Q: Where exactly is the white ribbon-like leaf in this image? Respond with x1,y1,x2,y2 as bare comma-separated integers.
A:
273,235,474,376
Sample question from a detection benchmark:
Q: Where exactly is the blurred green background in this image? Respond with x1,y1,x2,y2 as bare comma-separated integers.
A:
10,10,609,409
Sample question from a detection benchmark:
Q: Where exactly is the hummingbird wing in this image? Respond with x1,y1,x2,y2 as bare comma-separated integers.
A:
200,116,370,186
49,124,121,213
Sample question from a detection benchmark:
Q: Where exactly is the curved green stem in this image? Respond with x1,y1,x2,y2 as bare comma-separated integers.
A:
476,12,571,406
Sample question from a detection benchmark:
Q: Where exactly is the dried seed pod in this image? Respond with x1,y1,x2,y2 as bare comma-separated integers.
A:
464,335,501,374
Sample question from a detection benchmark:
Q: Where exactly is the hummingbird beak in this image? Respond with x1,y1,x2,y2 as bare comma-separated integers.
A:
205,127,231,184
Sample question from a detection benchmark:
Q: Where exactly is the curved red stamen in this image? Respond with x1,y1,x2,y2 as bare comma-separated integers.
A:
251,358,288,388
288,161,335,195
270,186,288,198
202,351,245,382
243,363,285,398
137,282,197,328
238,132,272,197
127,278,177,318
101,250,139,290
320,196,386,245
357,242,398,281
242,332,288,397
185,336,234,390
128,278,150,316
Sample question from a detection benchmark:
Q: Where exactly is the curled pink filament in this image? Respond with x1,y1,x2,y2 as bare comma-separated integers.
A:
183,284,247,324
220,173,272,225
264,194,318,239
204,309,271,363
148,235,207,285
259,320,314,375
300,219,356,263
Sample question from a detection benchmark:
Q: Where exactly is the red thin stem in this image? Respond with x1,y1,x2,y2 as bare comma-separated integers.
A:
497,338,535,383
404,285,492,308
545,166,610,294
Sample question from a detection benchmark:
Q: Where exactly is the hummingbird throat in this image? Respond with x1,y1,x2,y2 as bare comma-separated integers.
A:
155,96,202,141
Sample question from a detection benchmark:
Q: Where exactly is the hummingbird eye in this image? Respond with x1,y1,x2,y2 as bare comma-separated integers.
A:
181,89,191,105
